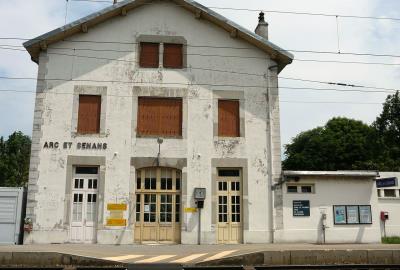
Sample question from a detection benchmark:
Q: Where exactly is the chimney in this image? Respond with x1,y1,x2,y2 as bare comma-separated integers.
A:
113,0,117,4
255,11,268,40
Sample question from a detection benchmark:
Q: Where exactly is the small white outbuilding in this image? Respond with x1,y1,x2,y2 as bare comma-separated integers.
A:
275,171,381,243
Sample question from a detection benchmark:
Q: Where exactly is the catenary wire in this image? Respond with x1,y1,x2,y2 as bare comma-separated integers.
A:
57,0,400,22
2,37,400,60
1,46,400,92
2,45,400,69
0,88,396,106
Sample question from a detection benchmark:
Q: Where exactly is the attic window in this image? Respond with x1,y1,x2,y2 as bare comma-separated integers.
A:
163,43,183,68
140,42,159,68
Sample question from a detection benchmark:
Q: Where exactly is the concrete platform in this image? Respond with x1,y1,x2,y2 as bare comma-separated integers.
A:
0,243,400,266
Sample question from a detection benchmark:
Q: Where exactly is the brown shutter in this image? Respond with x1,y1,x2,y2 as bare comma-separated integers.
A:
137,97,182,137
163,43,183,69
77,95,101,134
140,42,159,68
218,100,240,137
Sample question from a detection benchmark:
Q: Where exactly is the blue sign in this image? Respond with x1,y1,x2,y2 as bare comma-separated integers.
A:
376,177,398,188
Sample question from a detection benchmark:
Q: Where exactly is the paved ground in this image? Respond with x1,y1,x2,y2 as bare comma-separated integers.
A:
1,243,399,264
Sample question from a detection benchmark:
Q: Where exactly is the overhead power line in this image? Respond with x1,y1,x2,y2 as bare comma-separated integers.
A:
1,45,400,92
2,45,400,68
2,38,400,60
59,0,400,22
0,76,398,95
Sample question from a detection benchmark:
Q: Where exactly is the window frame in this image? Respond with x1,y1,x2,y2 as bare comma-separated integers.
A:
163,43,183,69
139,42,160,68
77,94,102,134
136,97,183,138
218,99,240,137
333,205,372,225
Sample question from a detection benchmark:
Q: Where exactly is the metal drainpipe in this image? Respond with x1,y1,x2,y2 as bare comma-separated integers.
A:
266,65,276,243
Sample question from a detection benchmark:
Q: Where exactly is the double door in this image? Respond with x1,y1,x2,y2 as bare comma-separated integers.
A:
217,169,242,244
70,168,98,243
134,167,181,243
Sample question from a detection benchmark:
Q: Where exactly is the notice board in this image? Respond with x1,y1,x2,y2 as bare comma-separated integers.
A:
293,200,310,217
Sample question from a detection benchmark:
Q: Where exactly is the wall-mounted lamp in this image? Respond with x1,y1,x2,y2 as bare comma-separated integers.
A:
156,138,163,166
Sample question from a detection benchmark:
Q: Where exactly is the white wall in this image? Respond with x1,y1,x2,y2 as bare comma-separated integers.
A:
275,177,381,243
377,172,400,237
25,1,279,244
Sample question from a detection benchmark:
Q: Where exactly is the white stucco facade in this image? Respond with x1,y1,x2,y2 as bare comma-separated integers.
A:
24,0,290,244
275,172,382,244
376,172,400,237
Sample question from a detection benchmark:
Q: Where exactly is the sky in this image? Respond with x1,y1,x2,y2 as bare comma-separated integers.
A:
0,0,399,151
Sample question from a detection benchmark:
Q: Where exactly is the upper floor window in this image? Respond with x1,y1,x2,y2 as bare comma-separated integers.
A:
137,97,182,137
140,42,159,68
218,100,240,137
77,95,101,134
139,42,183,69
163,43,183,69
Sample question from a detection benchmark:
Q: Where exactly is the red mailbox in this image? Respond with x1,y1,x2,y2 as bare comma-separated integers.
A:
380,211,389,221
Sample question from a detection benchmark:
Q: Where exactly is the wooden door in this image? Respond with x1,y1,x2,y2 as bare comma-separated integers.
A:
70,169,98,243
134,167,181,243
217,169,242,244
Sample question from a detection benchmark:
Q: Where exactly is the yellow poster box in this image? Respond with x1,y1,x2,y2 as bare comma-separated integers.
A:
107,203,127,211
106,218,127,226
184,207,197,213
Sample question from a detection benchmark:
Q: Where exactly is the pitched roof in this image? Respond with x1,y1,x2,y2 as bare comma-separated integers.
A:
23,0,293,72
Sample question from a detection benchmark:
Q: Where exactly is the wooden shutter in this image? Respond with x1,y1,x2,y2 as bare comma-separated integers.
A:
77,95,101,134
218,100,240,137
163,43,183,68
140,42,159,68
137,97,182,137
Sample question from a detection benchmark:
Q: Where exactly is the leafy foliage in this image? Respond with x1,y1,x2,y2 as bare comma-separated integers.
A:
283,117,379,170
0,131,31,187
283,91,400,171
373,91,400,171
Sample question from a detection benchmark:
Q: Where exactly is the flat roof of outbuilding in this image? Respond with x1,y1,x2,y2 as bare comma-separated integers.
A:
23,0,293,72
283,170,379,178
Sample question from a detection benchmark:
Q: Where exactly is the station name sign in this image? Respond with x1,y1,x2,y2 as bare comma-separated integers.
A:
376,177,398,188
43,141,107,150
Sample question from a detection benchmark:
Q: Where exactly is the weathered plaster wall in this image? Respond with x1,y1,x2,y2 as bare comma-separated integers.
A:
275,177,381,243
377,172,400,237
25,1,278,244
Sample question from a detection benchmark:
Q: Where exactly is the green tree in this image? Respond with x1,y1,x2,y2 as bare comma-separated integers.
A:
283,117,379,170
373,91,400,171
0,132,31,187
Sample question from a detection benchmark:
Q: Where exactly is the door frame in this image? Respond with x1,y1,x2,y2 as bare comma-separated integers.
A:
70,166,99,243
216,168,243,244
134,167,182,243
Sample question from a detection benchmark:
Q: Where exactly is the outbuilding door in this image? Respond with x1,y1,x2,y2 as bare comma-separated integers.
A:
134,167,181,243
217,169,242,244
70,167,98,243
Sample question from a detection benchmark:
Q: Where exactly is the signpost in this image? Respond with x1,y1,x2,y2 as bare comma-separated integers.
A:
293,200,310,217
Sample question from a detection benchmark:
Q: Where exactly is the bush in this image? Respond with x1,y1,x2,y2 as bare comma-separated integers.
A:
382,236,400,244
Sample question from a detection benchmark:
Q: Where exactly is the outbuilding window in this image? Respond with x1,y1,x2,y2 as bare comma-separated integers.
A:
218,100,240,137
137,97,182,137
77,95,101,134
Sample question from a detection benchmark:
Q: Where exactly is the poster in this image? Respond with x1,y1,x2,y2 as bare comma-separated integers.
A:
144,204,150,212
334,206,346,224
359,206,372,224
346,206,359,224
